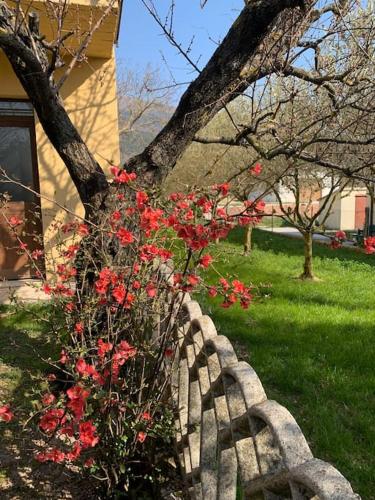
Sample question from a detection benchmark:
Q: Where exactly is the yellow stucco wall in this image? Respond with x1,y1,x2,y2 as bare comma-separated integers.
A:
0,51,120,273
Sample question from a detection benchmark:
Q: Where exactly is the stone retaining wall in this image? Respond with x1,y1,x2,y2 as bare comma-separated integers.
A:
171,295,359,499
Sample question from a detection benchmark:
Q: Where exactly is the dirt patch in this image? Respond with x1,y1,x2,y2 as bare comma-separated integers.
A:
0,427,100,499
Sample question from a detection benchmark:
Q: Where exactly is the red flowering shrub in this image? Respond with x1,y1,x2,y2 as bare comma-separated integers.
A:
0,167,264,493
330,230,347,249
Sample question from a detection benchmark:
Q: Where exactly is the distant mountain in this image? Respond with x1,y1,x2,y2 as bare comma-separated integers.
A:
118,97,174,162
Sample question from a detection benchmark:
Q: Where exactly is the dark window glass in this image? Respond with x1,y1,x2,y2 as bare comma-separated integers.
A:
0,126,35,202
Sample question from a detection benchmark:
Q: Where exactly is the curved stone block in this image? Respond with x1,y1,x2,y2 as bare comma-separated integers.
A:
290,459,360,500
250,400,313,469
223,361,267,409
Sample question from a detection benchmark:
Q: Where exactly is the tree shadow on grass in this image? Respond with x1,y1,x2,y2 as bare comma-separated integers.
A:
0,306,99,499
270,287,375,311
227,227,375,268
202,303,375,499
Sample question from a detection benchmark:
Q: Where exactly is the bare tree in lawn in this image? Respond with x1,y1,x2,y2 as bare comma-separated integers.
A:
193,2,375,278
271,162,354,279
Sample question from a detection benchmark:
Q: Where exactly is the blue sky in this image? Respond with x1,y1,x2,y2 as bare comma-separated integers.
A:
116,0,243,97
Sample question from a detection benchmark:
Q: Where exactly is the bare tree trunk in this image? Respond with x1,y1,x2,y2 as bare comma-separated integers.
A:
368,185,374,235
243,225,253,255
300,231,314,279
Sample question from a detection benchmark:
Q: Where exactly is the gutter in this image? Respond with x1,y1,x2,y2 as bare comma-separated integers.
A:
115,0,124,45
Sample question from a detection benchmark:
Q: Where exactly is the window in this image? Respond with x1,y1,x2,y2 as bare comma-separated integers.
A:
0,100,44,279
0,101,38,203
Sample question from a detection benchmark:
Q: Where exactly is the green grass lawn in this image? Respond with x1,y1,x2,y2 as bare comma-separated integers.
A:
0,305,61,494
0,304,55,408
199,228,375,499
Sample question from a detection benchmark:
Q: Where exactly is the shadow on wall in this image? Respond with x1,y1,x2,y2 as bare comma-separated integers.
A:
34,56,120,268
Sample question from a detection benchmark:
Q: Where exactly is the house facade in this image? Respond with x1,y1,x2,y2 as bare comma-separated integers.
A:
0,0,121,280
319,188,368,231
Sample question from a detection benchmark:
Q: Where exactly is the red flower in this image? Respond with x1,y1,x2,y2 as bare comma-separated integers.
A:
123,292,135,309
99,267,117,283
64,245,80,259
208,286,218,297
76,358,88,376
169,192,182,202
42,283,52,295
79,421,99,448
137,431,147,443
249,163,262,175
31,249,44,260
60,422,75,437
8,215,22,227
331,239,341,249
35,448,66,463
112,284,126,304
84,457,95,468
335,230,346,240
219,278,229,291
110,166,136,183
112,210,121,221
60,349,68,364
66,442,82,461
116,227,134,246
113,341,137,366
216,207,227,219
136,191,149,209
74,322,84,335
66,386,90,420
126,207,136,217
140,207,164,234
232,279,246,294
78,224,89,236
364,236,375,254
187,274,199,286
95,279,109,295
141,412,152,422
198,254,213,268
0,404,14,422
133,263,140,274
164,347,174,358
240,298,251,309
42,393,56,406
196,196,213,213
216,183,230,196
145,282,157,298
97,339,113,358
65,302,76,313
39,408,65,433
132,280,141,290
139,244,160,262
